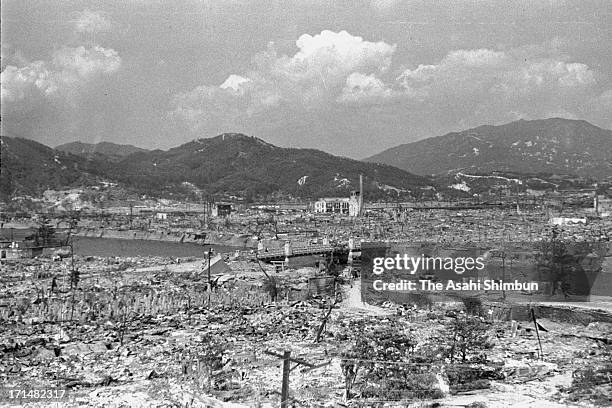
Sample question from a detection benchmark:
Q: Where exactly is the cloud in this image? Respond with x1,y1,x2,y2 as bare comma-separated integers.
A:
74,10,112,33
587,90,612,128
394,47,600,124
1,62,54,102
52,46,121,81
171,29,610,140
337,72,395,104
599,90,612,108
397,48,596,96
172,30,396,127
219,74,251,93
1,46,121,103
1,44,29,71
266,30,395,83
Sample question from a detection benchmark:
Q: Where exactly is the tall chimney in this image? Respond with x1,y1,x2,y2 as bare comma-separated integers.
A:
359,174,363,217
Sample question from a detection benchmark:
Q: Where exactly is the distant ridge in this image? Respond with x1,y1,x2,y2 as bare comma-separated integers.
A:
56,141,147,159
1,136,108,199
104,133,432,198
365,118,612,179
2,134,433,199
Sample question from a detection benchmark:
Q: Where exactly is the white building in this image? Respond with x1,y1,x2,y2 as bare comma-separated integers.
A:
314,197,350,214
315,191,361,216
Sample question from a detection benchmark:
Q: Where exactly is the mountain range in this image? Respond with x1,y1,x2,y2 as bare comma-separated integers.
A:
365,118,612,179
102,133,432,198
1,134,431,200
55,141,148,160
0,137,107,200
2,118,609,202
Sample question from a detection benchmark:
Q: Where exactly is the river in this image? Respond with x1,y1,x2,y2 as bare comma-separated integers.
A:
72,236,239,258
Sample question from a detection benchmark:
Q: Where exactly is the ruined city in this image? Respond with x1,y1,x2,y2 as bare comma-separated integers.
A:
2,171,611,407
2,1,612,407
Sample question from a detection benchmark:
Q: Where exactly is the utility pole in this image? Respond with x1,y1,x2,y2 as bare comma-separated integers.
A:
263,349,327,408
207,247,212,307
281,351,290,408
69,235,78,321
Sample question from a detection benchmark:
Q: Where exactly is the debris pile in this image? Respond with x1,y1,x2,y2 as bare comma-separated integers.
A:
1,253,611,407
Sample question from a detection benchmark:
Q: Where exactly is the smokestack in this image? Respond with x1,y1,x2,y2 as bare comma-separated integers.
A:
359,174,363,217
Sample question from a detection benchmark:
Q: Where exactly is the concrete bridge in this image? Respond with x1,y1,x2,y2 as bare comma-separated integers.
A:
256,240,361,262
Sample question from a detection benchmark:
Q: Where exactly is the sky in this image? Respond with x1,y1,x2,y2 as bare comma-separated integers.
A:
2,0,611,158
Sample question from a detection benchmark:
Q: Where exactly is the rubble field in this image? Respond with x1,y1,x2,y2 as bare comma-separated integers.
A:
1,255,611,407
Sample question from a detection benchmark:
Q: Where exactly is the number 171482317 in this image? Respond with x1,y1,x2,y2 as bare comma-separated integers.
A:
1,387,69,402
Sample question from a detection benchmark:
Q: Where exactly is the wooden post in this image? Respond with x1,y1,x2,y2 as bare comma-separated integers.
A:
207,247,212,307
531,308,543,360
264,349,322,407
281,351,291,408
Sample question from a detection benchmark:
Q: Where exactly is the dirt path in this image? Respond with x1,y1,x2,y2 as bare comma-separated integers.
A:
132,259,204,274
340,279,390,315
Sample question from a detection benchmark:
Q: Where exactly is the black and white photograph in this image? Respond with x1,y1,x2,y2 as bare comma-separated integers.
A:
1,1,611,406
